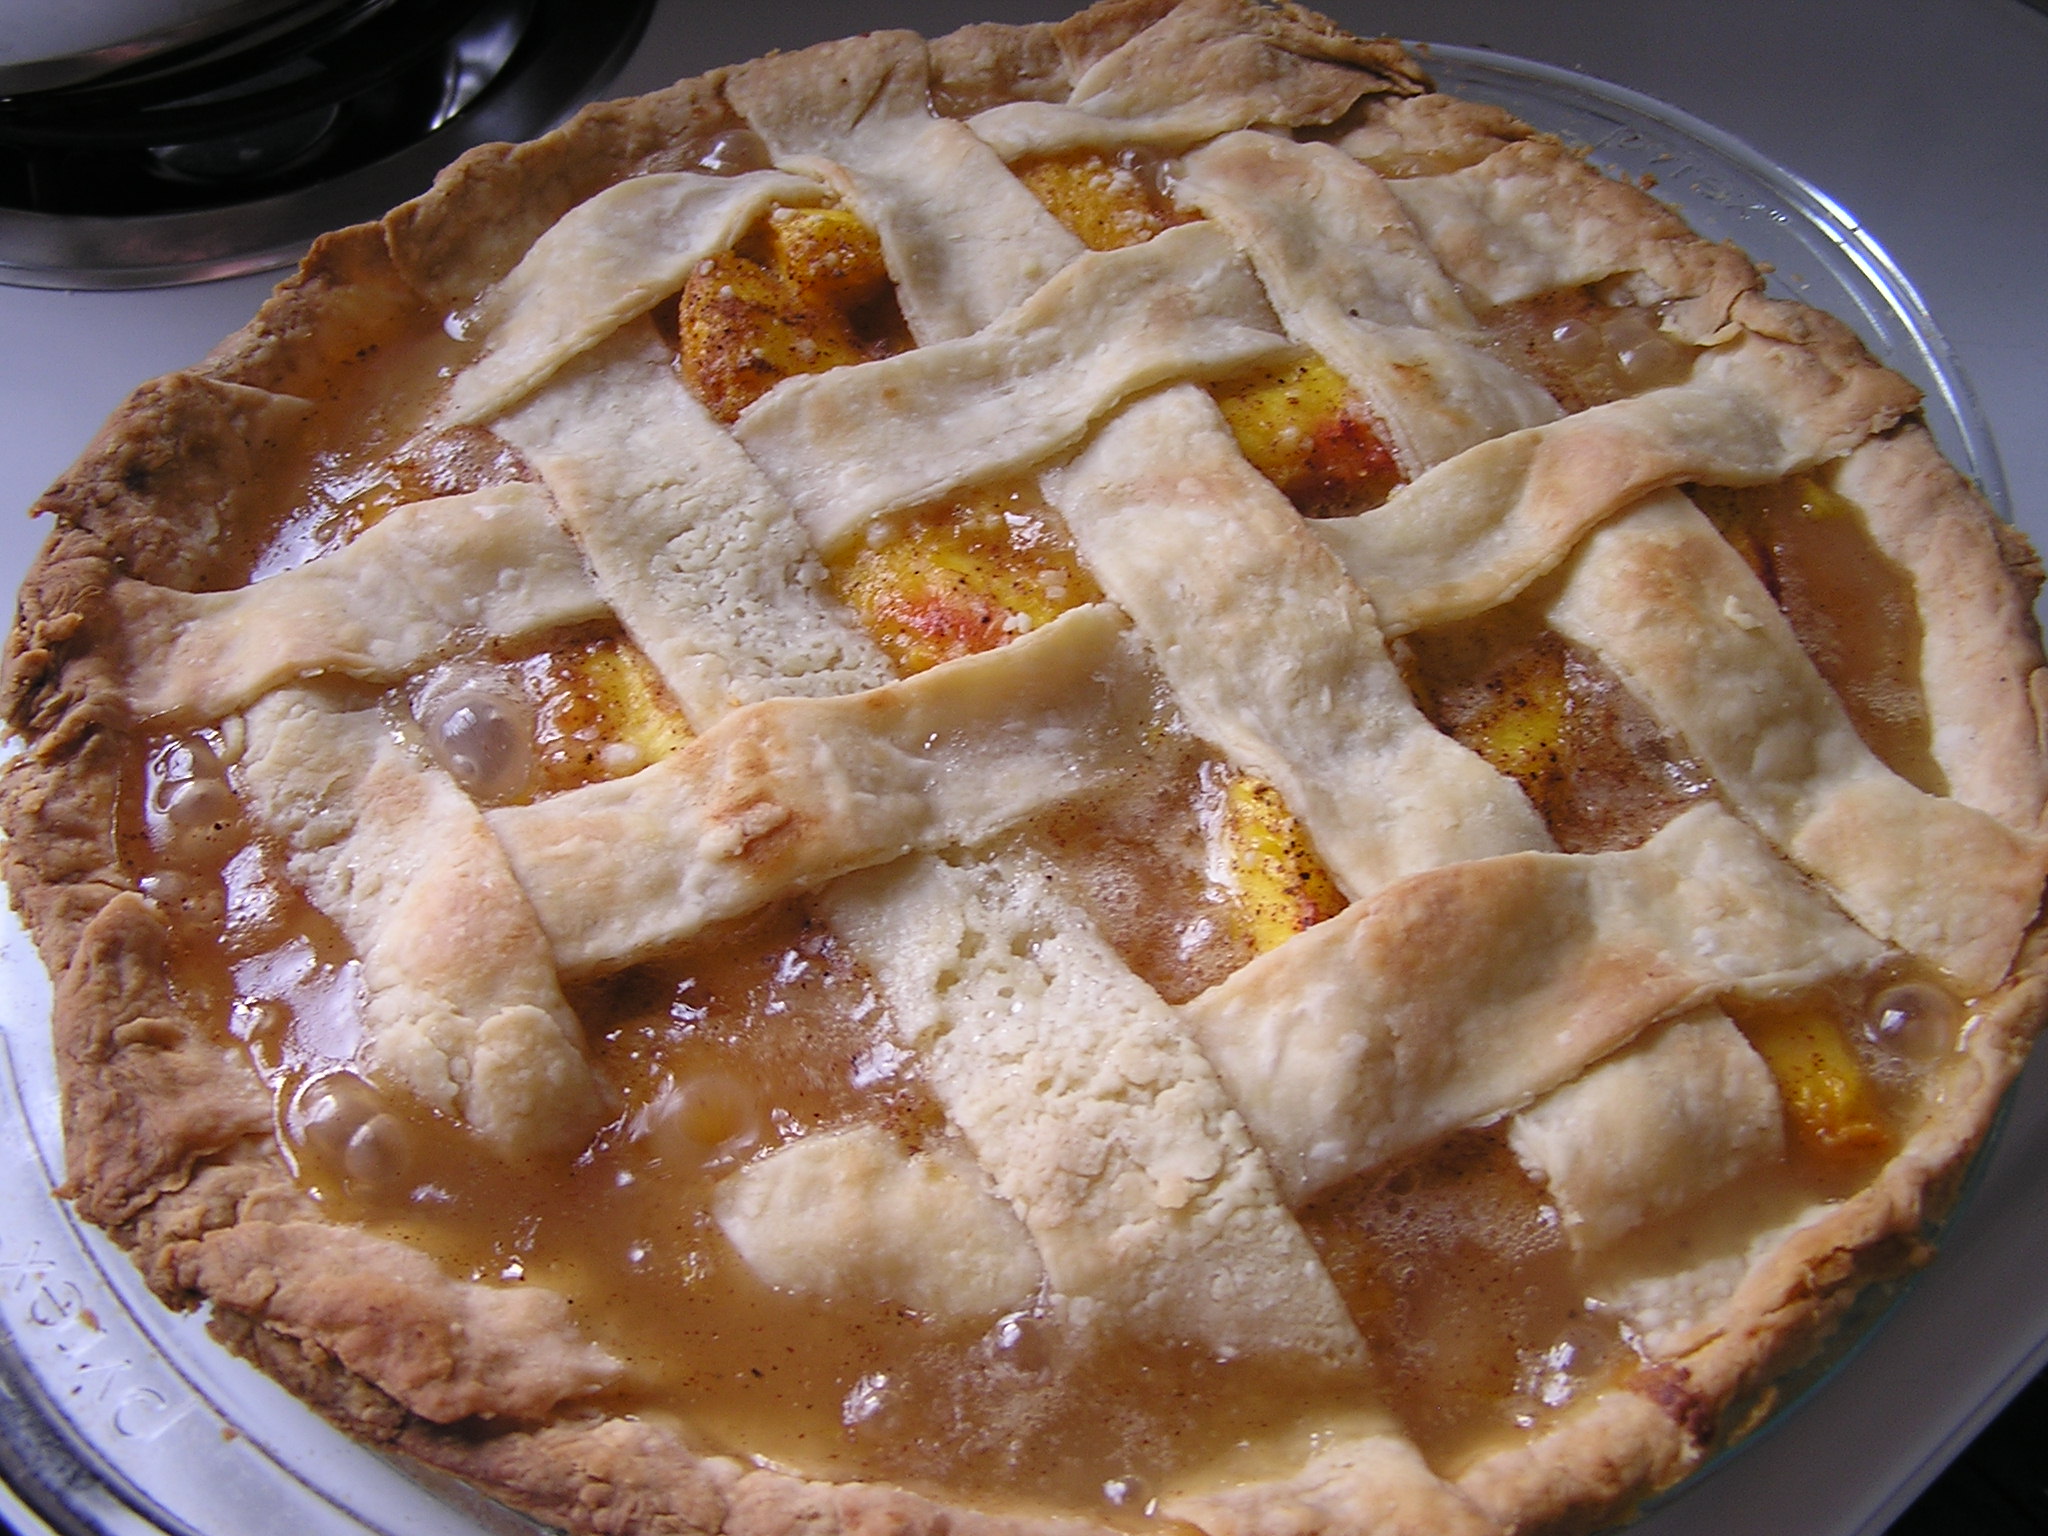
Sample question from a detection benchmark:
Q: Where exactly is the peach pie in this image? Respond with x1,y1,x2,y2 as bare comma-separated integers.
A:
8,3,2048,1534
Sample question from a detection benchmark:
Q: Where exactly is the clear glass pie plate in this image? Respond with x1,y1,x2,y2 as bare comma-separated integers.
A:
0,41,2015,1536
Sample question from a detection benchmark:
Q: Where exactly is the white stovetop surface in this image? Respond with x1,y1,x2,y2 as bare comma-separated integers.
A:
3,2,2047,1532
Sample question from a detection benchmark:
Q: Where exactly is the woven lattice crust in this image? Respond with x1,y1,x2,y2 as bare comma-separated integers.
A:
8,5,2048,1535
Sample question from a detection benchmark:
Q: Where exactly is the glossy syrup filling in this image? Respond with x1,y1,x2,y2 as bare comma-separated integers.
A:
120,175,1973,1518
128,553,1972,1515
1398,587,1714,854
140,738,1374,1511
1480,286,1699,412
825,482,1104,676
1690,475,1942,792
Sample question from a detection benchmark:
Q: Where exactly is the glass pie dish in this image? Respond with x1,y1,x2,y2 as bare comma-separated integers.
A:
0,39,2018,1536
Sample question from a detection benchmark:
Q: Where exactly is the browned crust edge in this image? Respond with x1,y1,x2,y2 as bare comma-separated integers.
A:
3,3,2044,1535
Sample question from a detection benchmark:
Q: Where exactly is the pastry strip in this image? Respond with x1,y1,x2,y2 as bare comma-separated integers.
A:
1384,137,1759,342
488,606,1153,975
494,295,1359,1351
496,328,892,729
115,484,606,724
1831,425,2048,835
445,169,829,426
725,32,1083,343
967,0,1422,157
1313,334,1919,633
718,49,1378,1356
1183,803,1884,1202
1044,386,1549,898
823,848,1368,1368
1591,1203,1833,1362
1330,93,1532,179
1547,492,2048,992
712,1124,1044,1322
237,687,604,1152
1507,1008,1785,1253
1177,131,1560,471
731,221,1294,554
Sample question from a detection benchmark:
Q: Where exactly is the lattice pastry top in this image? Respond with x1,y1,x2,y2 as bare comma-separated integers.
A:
8,3,2048,1534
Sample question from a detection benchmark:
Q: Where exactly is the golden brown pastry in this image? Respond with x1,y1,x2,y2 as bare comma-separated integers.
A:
8,5,2046,1534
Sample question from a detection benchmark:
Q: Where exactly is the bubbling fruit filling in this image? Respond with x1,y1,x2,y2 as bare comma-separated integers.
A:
147,716,1966,1505
1209,357,1405,517
154,790,1376,1509
1012,148,1193,252
1013,148,1408,519
1482,287,1699,411
111,172,1990,1522
407,624,693,803
303,425,534,550
1298,1128,1632,1464
127,477,1975,1513
1400,592,1714,854
675,205,914,423
1727,964,1963,1179
1691,474,1941,792
826,483,1103,675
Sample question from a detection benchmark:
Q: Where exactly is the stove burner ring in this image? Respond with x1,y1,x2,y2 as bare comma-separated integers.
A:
0,0,652,289
1,1,476,149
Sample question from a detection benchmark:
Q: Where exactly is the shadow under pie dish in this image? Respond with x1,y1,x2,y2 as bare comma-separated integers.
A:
7,2,2048,1533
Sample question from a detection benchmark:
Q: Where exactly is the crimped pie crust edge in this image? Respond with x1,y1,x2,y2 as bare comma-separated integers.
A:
6,6,2048,1536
